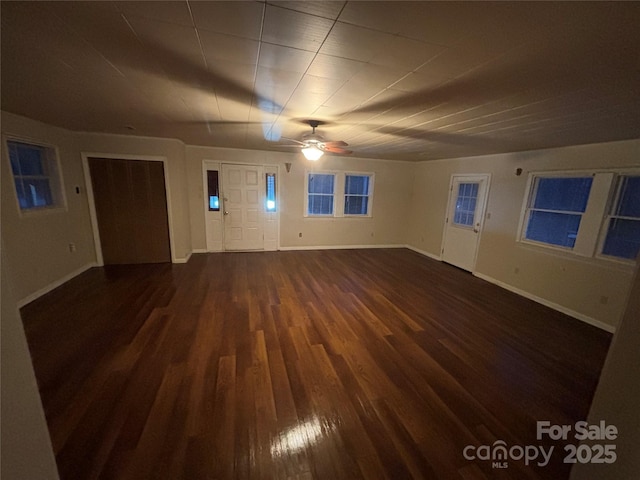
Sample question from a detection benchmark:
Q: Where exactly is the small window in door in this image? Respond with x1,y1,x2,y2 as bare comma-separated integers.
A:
207,170,220,211
454,183,479,226
266,173,276,212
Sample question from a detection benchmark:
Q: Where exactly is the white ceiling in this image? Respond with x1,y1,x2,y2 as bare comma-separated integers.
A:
2,1,640,161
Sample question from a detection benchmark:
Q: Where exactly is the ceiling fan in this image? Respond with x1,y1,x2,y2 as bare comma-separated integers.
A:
280,120,352,160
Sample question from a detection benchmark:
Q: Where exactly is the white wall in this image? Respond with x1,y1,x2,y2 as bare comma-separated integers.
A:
1,112,96,303
406,140,640,330
3,110,638,330
1,238,60,480
185,144,415,251
77,131,192,262
570,259,640,480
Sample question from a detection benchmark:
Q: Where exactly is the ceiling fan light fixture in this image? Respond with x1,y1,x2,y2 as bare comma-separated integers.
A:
302,145,323,161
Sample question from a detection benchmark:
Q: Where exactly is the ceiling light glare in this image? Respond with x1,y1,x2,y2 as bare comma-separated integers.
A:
302,145,323,161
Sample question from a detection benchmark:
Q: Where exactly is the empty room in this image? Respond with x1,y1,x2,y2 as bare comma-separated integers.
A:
2,2,639,480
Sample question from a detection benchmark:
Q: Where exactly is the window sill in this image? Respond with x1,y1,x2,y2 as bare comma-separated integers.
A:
18,205,68,218
517,239,636,271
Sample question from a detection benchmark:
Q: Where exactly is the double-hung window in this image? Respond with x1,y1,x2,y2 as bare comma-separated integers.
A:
7,139,64,212
307,173,335,216
601,175,640,260
520,171,640,263
523,176,593,249
344,174,372,216
306,172,375,217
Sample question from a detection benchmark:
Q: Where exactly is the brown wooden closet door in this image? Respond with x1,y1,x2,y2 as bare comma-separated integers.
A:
89,157,171,264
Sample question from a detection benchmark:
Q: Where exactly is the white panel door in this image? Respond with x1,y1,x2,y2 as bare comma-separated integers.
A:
441,174,490,272
222,164,264,251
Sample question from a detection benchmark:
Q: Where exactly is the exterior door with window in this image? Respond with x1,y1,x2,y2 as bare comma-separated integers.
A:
222,164,264,251
442,174,490,272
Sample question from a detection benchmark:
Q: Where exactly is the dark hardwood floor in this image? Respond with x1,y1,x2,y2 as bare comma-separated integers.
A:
20,249,612,480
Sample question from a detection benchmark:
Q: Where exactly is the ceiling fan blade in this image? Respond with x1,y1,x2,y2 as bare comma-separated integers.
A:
279,137,307,146
322,140,349,147
321,145,353,155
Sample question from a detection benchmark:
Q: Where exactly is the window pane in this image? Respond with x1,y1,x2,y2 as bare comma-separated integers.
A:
602,218,640,259
615,176,640,218
207,170,219,211
345,196,368,215
533,177,592,212
266,173,276,212
453,182,478,226
526,210,582,248
308,174,334,194
308,194,333,215
345,175,369,195
8,139,61,211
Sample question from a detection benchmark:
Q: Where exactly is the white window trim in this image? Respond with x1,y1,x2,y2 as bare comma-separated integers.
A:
304,170,337,217
517,168,640,265
343,171,375,218
4,135,68,216
304,170,375,218
596,173,640,264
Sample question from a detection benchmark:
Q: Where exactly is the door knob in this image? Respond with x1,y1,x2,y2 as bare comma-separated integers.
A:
223,211,229,215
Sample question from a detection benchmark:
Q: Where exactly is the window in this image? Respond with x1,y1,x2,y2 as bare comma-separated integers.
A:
207,170,220,211
601,175,640,260
453,182,479,226
523,176,593,249
266,173,276,212
344,174,371,215
307,173,335,215
8,139,64,211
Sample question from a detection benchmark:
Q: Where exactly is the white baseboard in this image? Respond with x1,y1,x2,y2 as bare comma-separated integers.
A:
279,244,403,251
473,272,616,333
18,262,97,308
173,251,193,264
404,244,442,261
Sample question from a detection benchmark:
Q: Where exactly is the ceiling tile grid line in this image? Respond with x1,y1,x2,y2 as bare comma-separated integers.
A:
1,1,639,160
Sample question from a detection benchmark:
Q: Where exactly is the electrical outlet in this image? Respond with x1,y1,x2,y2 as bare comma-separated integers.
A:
68,243,76,253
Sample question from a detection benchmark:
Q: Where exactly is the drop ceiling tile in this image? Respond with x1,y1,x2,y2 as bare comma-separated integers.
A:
199,30,260,66
319,22,394,62
125,16,204,68
262,5,334,52
270,1,346,20
114,1,193,27
190,1,264,39
258,43,315,73
306,54,366,80
369,36,446,71
339,2,488,46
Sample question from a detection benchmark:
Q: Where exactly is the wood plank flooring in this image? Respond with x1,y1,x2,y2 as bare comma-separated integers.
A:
20,249,612,480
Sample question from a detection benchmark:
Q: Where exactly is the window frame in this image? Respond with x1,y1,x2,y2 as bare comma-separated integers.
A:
518,169,640,264
206,169,220,211
597,173,640,263
304,170,375,218
305,171,337,217
266,172,277,213
519,173,594,252
343,172,375,217
5,136,67,215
